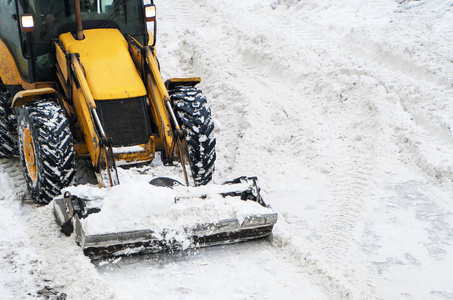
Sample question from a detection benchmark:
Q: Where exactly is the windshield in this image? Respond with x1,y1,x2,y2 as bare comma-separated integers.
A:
26,0,147,81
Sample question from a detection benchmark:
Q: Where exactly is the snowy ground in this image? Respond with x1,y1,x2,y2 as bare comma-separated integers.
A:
1,0,453,299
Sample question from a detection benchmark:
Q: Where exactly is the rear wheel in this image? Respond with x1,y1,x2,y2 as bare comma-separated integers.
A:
18,100,76,203
170,86,216,186
0,84,18,158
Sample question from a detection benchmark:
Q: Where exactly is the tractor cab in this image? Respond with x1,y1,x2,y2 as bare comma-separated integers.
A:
5,0,150,83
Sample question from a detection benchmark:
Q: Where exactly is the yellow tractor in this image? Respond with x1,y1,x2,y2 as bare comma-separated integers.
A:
0,0,277,257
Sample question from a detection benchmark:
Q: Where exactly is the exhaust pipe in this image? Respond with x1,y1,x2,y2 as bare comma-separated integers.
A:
74,0,84,40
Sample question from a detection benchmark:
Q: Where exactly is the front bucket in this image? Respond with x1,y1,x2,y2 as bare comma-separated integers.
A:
53,177,278,258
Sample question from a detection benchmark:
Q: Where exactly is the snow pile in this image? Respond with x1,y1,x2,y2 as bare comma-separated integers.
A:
63,180,273,238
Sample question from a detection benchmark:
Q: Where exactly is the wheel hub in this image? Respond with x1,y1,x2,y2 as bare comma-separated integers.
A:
23,128,37,181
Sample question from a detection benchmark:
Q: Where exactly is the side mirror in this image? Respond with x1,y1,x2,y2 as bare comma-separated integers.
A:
20,15,35,32
145,4,156,22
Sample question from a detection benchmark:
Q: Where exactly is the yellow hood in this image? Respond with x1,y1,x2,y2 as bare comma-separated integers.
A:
59,28,146,100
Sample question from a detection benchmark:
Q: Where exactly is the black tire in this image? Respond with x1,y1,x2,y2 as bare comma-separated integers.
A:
18,100,76,204
0,85,18,158
170,86,216,186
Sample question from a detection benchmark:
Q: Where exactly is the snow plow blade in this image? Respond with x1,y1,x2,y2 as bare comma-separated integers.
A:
53,177,277,258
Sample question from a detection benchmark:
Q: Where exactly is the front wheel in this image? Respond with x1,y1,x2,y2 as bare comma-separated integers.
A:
170,86,216,186
18,100,76,203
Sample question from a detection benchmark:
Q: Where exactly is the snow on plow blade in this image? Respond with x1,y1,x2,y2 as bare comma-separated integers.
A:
53,177,277,258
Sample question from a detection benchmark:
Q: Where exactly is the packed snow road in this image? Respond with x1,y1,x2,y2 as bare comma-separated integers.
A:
1,0,453,299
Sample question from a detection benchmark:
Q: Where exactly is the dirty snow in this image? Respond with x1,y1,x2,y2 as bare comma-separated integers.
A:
1,0,453,299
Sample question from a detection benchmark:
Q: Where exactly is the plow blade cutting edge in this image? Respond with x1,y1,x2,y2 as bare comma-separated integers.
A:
53,177,278,258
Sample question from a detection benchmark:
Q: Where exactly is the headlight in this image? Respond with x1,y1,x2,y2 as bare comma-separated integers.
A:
21,15,35,32
145,4,156,22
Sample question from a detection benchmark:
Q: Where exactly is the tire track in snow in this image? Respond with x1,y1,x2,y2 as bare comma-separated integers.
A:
388,85,453,183
152,1,453,299
162,1,384,298
266,0,453,266
0,159,40,299
223,6,384,299
313,96,379,299
338,32,453,184
178,2,383,298
146,0,358,298
326,6,453,185
297,0,453,185
0,158,28,195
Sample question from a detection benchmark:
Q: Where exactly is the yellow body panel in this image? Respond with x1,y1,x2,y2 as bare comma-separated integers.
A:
147,30,155,46
54,42,70,99
68,54,101,166
59,29,146,100
144,47,174,155
11,87,55,107
127,35,175,154
0,39,22,85
55,42,68,83
72,76,101,167
0,38,54,90
114,138,155,164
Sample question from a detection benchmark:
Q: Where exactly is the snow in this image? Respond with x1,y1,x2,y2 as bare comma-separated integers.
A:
1,0,453,299
111,145,145,154
63,181,272,236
